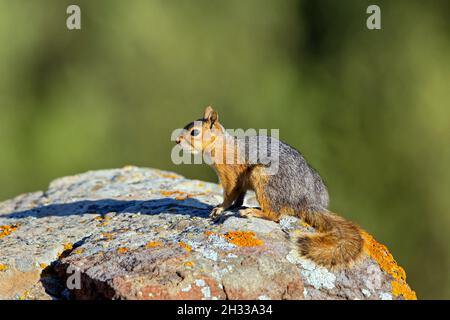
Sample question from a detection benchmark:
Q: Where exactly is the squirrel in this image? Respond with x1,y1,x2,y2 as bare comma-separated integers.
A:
175,106,364,269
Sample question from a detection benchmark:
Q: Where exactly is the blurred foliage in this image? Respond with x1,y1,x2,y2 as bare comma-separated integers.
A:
0,0,449,299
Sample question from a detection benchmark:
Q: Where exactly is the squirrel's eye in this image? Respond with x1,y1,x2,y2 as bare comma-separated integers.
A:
191,129,200,136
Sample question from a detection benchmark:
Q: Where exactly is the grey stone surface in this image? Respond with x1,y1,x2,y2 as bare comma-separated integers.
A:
0,166,409,299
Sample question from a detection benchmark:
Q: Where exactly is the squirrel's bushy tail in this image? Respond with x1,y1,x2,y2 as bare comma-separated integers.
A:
294,209,364,269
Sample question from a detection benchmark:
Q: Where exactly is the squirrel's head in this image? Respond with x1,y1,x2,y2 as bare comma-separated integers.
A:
176,106,225,155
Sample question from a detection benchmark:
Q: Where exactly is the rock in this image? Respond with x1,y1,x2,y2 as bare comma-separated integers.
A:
0,166,416,300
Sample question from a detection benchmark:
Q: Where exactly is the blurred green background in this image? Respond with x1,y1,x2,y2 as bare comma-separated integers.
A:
0,0,449,299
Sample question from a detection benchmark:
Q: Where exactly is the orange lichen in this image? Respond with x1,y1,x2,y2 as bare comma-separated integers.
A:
204,231,215,237
391,280,417,300
73,248,85,255
362,231,417,300
145,241,163,248
0,263,8,272
94,216,111,221
206,230,264,247
184,261,194,267
19,290,30,300
56,243,74,258
178,242,192,252
301,222,311,228
161,173,180,179
223,231,264,247
161,190,185,197
160,190,204,200
95,215,112,227
117,247,129,253
102,233,114,240
0,225,18,238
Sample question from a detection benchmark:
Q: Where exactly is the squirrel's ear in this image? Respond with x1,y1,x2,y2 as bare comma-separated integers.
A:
204,106,218,128
209,110,218,124
203,106,214,119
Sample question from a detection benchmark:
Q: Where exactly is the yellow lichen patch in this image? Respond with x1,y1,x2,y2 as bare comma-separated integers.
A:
392,280,417,300
160,190,201,200
161,173,180,179
94,215,112,227
223,231,264,247
178,242,192,252
161,190,184,197
56,243,74,258
19,290,30,300
184,261,194,267
361,231,417,300
205,230,264,247
95,215,111,221
145,241,162,248
301,222,311,228
204,231,215,237
40,263,48,269
102,233,114,240
0,263,8,272
73,248,85,255
0,225,18,238
117,247,129,253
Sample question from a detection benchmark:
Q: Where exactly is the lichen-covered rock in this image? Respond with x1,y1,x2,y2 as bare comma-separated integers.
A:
0,166,416,300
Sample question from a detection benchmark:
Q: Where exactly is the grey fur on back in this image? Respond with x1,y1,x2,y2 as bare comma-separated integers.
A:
235,134,329,213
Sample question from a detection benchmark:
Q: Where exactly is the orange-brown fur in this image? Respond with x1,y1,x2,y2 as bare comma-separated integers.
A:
213,163,249,209
293,210,364,269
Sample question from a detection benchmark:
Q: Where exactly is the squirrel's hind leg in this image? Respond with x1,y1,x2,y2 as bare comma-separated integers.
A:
239,208,280,222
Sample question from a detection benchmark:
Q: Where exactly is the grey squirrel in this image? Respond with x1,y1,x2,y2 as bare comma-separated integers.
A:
176,106,364,268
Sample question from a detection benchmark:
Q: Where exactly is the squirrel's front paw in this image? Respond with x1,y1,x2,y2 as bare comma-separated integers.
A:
210,206,225,219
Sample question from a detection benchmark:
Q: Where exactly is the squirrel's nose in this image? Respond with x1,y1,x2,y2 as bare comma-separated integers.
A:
176,137,182,144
